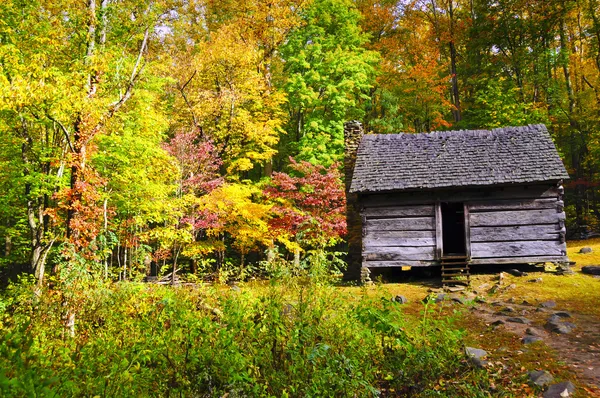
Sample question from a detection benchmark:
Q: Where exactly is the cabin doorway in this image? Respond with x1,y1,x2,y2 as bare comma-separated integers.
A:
441,202,466,256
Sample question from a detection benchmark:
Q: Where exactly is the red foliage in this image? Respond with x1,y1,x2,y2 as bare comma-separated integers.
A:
264,158,346,246
163,130,223,194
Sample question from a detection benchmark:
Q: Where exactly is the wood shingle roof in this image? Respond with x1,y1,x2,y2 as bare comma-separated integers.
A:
350,124,569,194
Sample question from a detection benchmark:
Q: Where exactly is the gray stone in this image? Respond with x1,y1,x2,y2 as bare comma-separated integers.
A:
545,321,573,334
506,317,532,324
582,266,600,276
553,311,572,318
465,347,488,368
522,336,543,344
435,293,447,303
504,284,517,291
540,301,556,308
392,295,408,304
451,296,467,305
506,269,524,277
528,277,543,283
491,320,505,327
579,247,592,254
446,285,466,292
543,381,575,398
528,370,554,387
526,327,543,336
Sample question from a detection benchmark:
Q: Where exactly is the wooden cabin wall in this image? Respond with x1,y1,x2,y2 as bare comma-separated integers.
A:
468,187,567,264
361,204,437,267
360,184,568,268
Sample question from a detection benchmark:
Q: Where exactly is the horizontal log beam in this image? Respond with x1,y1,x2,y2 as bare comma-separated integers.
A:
471,240,566,258
363,205,434,218
469,256,568,265
365,217,434,231
469,198,561,212
364,230,436,239
470,225,561,242
363,260,438,267
470,209,565,227
364,252,436,261
361,185,559,207
363,237,435,247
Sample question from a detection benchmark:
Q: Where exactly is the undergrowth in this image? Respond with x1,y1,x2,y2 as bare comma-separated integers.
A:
0,277,491,397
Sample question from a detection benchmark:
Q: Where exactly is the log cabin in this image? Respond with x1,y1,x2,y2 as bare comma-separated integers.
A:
343,122,570,283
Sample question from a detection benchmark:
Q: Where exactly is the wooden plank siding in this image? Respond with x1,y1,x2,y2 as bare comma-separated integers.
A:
468,196,567,261
362,204,437,267
359,185,567,268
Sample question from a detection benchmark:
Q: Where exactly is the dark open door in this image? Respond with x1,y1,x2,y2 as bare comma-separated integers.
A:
441,202,466,257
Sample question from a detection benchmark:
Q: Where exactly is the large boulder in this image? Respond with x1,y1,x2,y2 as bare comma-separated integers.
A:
582,266,600,275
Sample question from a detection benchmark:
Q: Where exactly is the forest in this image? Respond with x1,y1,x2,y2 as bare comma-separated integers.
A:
1,1,600,396
2,0,600,283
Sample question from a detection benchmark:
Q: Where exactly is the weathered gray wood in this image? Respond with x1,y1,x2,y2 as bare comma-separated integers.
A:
471,240,566,258
363,260,437,267
363,205,434,218
435,202,443,259
364,252,436,261
363,237,435,247
464,203,471,258
361,185,559,207
364,245,435,255
470,225,561,242
468,198,560,212
469,256,568,265
365,217,434,231
364,230,435,239
470,209,565,227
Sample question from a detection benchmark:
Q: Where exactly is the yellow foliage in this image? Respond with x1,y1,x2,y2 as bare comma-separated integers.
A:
199,183,272,254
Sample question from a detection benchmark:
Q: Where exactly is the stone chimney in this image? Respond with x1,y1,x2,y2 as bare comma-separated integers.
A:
343,121,364,281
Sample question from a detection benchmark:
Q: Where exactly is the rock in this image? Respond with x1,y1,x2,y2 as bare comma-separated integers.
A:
543,381,575,398
477,283,490,291
545,321,573,334
506,317,532,324
526,327,543,336
553,311,572,318
424,293,447,303
540,300,556,309
392,295,408,304
474,296,486,303
522,300,532,306
491,301,503,307
582,266,600,276
446,285,465,292
579,247,592,254
506,269,524,277
465,347,488,368
451,296,467,305
491,320,505,327
528,370,554,387
522,336,543,344
504,284,517,292
528,277,543,283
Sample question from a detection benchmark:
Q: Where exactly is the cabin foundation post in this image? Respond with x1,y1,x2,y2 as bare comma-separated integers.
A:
343,121,365,281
